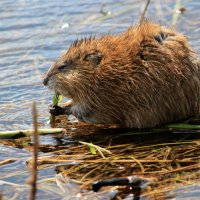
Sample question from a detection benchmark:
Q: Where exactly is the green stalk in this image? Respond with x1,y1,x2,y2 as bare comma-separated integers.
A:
49,93,63,124
165,123,200,130
0,128,64,139
171,0,182,26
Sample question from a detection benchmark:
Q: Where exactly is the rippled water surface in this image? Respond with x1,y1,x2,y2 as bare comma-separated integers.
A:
0,0,200,199
0,0,200,131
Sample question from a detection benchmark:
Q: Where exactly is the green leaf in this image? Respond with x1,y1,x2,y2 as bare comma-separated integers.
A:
52,93,63,106
79,141,112,158
89,145,97,155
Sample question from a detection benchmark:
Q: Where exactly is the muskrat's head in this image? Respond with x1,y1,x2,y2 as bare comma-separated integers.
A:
42,37,108,102
43,30,138,105
42,23,159,108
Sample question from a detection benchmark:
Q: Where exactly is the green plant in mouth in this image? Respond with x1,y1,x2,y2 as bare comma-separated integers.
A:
50,93,63,124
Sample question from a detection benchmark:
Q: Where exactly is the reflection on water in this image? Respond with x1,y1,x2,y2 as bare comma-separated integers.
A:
0,0,199,199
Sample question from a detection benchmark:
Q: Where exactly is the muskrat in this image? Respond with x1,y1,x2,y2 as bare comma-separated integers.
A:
43,21,200,128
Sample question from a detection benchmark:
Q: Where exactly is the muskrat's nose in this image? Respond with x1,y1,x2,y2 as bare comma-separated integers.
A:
43,77,49,86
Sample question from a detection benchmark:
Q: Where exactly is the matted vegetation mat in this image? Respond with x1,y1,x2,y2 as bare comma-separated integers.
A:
1,115,200,199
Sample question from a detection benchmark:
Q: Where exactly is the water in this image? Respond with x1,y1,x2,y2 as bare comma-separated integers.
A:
0,0,200,131
0,0,200,199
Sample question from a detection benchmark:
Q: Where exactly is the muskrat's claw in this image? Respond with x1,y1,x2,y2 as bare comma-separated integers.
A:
49,104,66,116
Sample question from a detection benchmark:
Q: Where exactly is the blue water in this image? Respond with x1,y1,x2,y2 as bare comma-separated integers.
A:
0,0,200,199
0,0,200,131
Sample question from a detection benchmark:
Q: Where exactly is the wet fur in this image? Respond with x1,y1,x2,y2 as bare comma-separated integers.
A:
43,21,200,128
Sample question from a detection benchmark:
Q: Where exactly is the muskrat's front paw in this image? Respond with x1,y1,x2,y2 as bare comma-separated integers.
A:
49,104,66,116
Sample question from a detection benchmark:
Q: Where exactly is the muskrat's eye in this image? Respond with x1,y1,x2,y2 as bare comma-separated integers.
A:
58,61,72,72
84,51,102,66
58,65,67,72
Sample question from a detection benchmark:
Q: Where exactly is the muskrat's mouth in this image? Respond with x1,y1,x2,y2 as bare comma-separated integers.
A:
46,76,73,100
56,91,73,103
56,87,72,100
46,76,57,91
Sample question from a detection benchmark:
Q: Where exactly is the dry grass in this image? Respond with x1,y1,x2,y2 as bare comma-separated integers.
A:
1,115,200,199
24,115,200,198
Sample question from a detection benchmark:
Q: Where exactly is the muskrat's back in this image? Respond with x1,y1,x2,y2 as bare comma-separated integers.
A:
43,21,200,128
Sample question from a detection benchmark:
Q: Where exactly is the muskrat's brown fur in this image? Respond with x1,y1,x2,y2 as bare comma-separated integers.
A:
43,21,200,128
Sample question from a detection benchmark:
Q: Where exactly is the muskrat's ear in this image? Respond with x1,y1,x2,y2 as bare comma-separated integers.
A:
154,31,169,44
84,51,102,66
